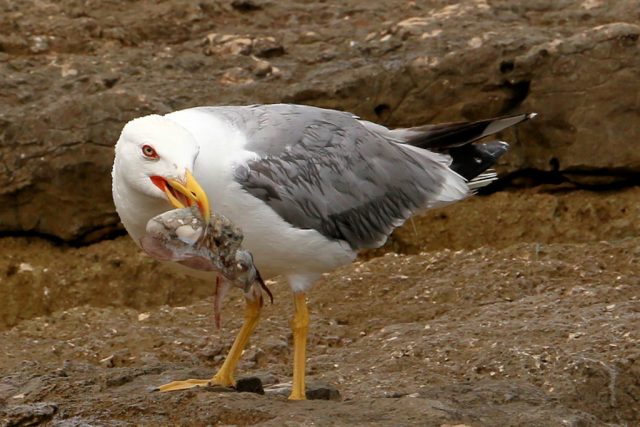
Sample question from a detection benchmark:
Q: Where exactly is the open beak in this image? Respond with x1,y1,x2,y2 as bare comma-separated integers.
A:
151,170,211,224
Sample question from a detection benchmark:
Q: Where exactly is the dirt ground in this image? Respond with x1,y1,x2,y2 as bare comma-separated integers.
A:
1,188,639,426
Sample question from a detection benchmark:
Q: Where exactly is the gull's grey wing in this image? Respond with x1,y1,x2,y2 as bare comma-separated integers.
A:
225,105,467,250
194,104,363,155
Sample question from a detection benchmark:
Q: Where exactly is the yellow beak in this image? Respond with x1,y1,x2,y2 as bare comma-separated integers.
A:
163,170,211,224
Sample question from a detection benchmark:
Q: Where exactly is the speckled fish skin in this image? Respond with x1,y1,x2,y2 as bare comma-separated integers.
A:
140,206,260,293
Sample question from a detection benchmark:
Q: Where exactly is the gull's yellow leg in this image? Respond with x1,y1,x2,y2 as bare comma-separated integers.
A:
210,296,261,386
158,297,262,392
289,292,309,400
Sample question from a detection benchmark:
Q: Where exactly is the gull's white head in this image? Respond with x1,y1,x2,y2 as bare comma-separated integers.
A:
112,114,211,232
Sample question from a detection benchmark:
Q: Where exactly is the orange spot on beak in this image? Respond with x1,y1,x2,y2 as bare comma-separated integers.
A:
150,172,211,224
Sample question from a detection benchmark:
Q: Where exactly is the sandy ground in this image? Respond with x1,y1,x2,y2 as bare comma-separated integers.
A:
1,189,639,426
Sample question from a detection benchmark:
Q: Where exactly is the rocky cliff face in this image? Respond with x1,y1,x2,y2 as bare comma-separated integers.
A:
1,0,638,242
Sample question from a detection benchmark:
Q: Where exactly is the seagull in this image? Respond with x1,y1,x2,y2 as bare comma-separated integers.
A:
112,104,534,400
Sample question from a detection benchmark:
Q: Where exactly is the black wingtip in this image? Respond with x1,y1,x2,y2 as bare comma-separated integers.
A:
449,140,510,181
402,112,537,151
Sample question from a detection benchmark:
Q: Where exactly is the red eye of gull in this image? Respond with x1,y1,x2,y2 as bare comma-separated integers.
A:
142,144,158,159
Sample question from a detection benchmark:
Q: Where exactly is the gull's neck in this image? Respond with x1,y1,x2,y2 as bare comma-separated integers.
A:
112,168,170,246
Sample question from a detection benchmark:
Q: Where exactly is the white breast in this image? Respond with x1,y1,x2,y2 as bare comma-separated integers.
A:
165,109,356,283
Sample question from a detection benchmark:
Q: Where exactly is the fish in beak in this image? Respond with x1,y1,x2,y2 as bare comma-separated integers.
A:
150,170,211,223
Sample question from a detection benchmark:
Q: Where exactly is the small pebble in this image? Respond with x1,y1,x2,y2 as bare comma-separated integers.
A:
231,0,262,11
29,36,49,53
99,354,115,368
251,56,272,77
306,382,341,401
236,376,264,394
253,37,284,58
264,382,341,400
18,263,35,273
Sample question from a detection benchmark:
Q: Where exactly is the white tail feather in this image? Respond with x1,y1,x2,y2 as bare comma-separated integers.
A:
467,170,498,193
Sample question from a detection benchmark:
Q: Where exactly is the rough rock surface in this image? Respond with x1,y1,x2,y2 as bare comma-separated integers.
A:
1,190,639,425
1,0,639,241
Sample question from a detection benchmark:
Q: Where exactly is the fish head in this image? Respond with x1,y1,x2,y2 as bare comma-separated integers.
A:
234,250,261,293
235,251,273,304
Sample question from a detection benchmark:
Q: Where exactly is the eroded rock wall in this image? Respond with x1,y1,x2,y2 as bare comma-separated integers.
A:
1,0,638,241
